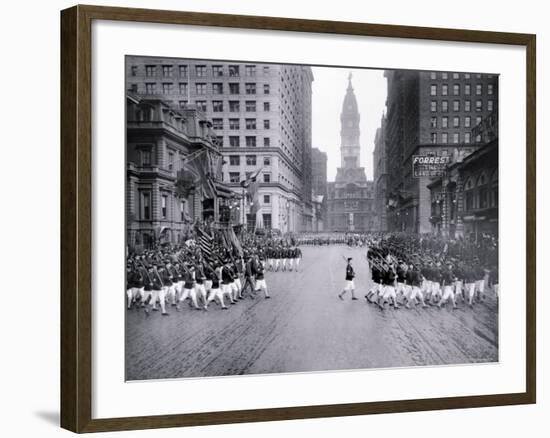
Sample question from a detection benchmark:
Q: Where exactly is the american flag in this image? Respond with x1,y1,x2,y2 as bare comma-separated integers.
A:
196,226,214,262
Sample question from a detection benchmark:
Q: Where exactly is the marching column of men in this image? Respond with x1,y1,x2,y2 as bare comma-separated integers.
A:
126,246,277,317
265,245,302,272
356,233,498,311
125,232,304,316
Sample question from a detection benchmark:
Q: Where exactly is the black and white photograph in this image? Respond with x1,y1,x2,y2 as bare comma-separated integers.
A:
125,56,499,381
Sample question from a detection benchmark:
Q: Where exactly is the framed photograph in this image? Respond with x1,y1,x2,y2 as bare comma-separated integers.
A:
60,4,536,433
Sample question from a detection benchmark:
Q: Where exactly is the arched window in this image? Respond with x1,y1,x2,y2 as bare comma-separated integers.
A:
477,172,488,187
476,171,489,209
464,177,475,211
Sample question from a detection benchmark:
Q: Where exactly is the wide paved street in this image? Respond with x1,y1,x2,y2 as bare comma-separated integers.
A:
125,245,498,381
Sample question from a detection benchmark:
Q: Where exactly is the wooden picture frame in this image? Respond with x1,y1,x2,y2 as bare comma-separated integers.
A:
60,4,536,433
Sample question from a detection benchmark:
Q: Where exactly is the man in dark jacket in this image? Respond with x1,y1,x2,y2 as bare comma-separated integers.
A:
254,256,270,299
338,257,357,301
148,264,169,316
241,254,256,299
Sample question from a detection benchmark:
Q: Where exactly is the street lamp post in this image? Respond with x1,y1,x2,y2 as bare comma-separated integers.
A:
242,187,246,230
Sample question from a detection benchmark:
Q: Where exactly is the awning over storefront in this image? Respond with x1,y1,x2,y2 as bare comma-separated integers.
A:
461,207,498,222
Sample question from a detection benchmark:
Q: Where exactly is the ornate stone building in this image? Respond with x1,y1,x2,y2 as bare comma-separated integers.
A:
427,112,498,239
126,94,233,252
327,75,376,232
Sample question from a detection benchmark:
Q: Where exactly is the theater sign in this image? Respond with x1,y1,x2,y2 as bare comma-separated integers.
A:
412,155,451,178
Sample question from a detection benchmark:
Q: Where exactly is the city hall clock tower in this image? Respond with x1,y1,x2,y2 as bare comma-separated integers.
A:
327,72,376,232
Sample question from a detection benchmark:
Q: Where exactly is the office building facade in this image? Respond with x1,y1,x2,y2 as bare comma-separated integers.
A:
383,69,498,233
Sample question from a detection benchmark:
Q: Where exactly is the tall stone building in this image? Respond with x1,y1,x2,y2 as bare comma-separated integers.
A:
311,147,328,231
311,147,328,198
383,69,498,233
327,74,376,232
126,57,314,232
373,114,388,232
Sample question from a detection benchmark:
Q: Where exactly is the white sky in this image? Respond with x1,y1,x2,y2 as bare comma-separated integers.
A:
311,66,387,181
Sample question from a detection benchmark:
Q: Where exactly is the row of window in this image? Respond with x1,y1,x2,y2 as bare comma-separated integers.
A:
245,213,273,230
215,136,271,148
429,132,477,144
430,115,483,129
228,155,272,167
463,172,498,211
464,187,498,211
170,100,270,113
429,72,493,80
139,191,188,221
211,118,270,130
430,83,494,97
138,146,273,172
430,99,494,112
135,82,271,95
130,64,271,78
229,171,272,184
139,187,279,222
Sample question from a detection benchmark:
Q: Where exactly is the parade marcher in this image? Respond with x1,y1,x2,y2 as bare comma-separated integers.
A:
395,261,408,299
266,247,274,272
126,261,145,309
179,264,200,310
294,246,302,272
475,262,489,302
453,260,466,304
273,246,281,272
378,262,400,310
221,261,237,305
464,261,477,307
365,260,382,304
205,262,228,310
234,256,244,299
149,264,169,316
404,263,429,308
162,261,174,307
194,260,208,309
438,261,458,309
126,263,135,309
254,256,270,298
228,261,240,302
430,261,443,304
241,254,256,298
338,257,358,301
169,262,184,306
421,260,434,303
287,247,294,271
139,260,154,312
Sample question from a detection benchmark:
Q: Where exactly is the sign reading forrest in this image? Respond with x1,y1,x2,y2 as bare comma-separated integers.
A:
412,155,450,178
